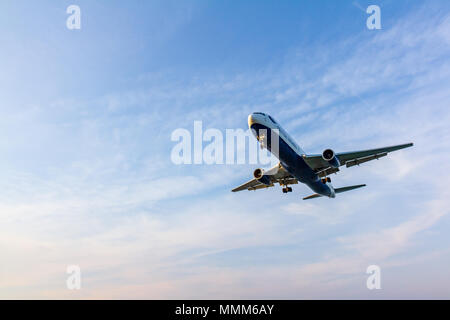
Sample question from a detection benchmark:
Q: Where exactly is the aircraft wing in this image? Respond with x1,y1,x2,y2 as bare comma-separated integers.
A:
303,143,414,176
232,164,298,192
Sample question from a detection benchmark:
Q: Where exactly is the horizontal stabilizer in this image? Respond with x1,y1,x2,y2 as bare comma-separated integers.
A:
334,184,366,194
303,193,322,200
303,184,366,200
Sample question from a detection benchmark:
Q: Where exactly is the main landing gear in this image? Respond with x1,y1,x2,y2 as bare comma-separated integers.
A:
282,187,293,193
321,177,331,184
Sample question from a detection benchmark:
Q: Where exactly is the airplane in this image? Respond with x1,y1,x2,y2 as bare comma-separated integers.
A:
232,112,413,200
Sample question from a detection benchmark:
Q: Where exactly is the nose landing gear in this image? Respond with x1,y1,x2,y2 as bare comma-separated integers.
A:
258,134,266,149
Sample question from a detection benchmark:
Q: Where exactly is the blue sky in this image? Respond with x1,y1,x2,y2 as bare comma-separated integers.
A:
0,0,450,298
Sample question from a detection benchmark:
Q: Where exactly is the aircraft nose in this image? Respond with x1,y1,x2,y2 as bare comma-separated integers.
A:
248,112,262,127
248,114,255,128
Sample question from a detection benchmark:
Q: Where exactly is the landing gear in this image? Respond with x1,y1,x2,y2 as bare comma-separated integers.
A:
282,187,293,193
258,134,266,149
321,177,331,184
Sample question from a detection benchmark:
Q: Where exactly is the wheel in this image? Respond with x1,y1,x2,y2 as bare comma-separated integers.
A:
282,188,287,193
327,177,331,183
287,187,293,192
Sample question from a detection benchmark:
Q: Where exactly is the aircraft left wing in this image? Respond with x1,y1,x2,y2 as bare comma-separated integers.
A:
232,178,266,192
303,143,413,176
232,164,298,192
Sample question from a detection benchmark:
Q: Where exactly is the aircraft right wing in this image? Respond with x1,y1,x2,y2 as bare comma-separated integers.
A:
303,143,413,177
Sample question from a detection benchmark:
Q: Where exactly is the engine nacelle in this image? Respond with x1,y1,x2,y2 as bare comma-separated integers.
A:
322,149,340,168
253,168,272,186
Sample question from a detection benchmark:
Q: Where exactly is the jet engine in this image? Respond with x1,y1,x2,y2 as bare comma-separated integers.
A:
322,149,340,168
253,168,272,186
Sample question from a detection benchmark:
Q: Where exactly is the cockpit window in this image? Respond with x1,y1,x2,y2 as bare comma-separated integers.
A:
268,115,277,124
254,112,265,115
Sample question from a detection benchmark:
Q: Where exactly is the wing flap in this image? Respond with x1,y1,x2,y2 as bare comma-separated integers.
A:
338,143,413,164
232,178,262,192
248,183,273,191
345,152,387,168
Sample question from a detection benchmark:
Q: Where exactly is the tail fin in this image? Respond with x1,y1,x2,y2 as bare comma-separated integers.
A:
303,184,366,200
